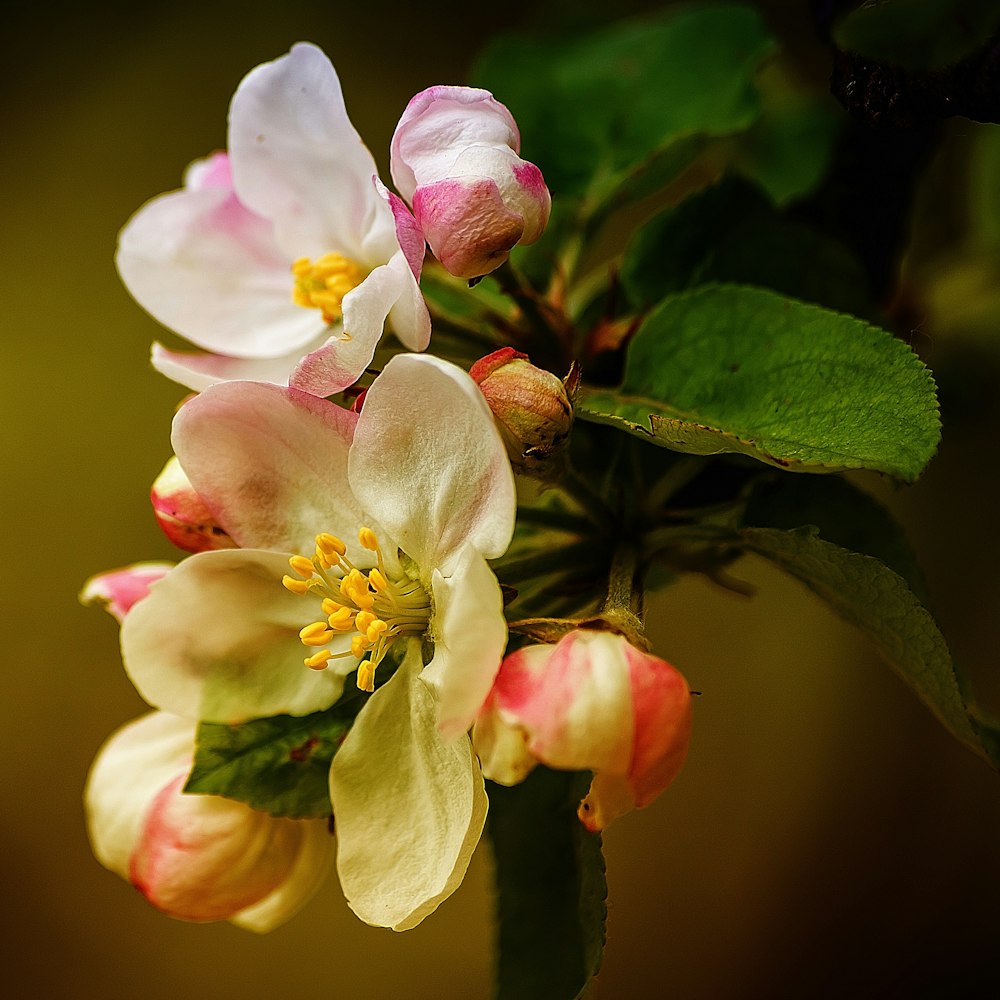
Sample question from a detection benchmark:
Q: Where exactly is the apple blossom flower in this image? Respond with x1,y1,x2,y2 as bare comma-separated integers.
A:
390,86,551,279
119,353,516,929
85,711,332,931
117,43,430,396
474,629,693,831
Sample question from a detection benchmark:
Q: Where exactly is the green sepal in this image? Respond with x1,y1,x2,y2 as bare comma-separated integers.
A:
184,692,365,819
578,285,941,482
487,768,607,1000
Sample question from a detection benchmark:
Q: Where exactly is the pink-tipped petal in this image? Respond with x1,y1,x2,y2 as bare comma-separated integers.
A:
80,563,174,623
151,456,236,554
171,381,365,555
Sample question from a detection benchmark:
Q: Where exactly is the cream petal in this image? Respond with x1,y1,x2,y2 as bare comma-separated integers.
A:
349,354,516,574
386,250,432,353
171,380,366,555
228,43,394,265
425,544,507,740
117,183,323,358
329,645,487,930
121,549,353,724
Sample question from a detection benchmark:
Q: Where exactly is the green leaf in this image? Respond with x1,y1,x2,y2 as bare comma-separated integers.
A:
471,4,775,203
185,697,363,819
577,285,940,481
487,768,607,1000
742,473,929,603
833,0,1000,71
621,178,873,317
741,526,991,767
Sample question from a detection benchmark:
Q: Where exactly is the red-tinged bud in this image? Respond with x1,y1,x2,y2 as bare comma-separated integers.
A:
85,712,332,931
151,456,236,553
470,348,574,474
80,563,173,623
473,630,692,831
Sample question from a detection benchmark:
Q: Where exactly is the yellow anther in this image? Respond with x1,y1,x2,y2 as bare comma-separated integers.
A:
282,575,310,595
355,610,377,634
304,649,333,670
357,660,375,693
327,607,354,630
366,619,389,643
291,253,365,324
358,527,379,551
351,634,371,658
316,533,347,558
289,555,316,579
369,568,388,592
299,622,335,646
321,598,343,616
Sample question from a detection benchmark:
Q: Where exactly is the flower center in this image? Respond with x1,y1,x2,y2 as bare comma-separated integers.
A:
282,527,431,692
291,253,365,324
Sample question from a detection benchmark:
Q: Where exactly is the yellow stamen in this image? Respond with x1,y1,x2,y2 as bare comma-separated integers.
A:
289,555,316,579
282,575,310,595
369,568,388,592
355,610,377,634
366,619,388,643
291,253,365,324
327,607,355,630
351,634,371,658
358,527,379,551
357,660,376,692
300,622,336,646
316,533,347,558
304,649,333,670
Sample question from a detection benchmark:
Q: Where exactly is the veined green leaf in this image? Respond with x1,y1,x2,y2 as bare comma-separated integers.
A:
578,285,940,481
742,526,992,768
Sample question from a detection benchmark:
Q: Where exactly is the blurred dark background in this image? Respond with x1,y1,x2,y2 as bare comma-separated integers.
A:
4,1,1000,996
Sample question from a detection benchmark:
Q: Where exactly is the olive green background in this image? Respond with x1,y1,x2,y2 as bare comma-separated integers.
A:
5,2,1000,997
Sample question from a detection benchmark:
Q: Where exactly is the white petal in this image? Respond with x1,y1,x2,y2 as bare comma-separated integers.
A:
329,644,488,930
121,550,353,723
85,712,195,880
349,354,516,574
386,250,432,353
289,260,405,396
151,334,329,392
228,43,395,265
425,544,507,739
172,380,367,555
117,183,323,358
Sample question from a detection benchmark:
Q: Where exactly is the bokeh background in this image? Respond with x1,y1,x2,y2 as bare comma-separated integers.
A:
5,1,1000,996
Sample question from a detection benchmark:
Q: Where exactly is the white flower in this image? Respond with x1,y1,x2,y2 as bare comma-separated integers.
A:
120,353,516,928
85,711,332,931
117,44,430,395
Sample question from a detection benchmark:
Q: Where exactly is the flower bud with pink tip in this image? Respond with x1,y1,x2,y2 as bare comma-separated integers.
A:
390,87,551,279
85,712,332,931
151,455,237,554
474,630,692,831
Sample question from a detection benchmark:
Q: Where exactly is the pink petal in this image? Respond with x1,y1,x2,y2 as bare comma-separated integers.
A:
80,563,174,623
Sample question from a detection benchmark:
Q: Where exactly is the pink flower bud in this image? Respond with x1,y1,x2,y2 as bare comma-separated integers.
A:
390,86,551,279
151,455,236,553
474,630,692,831
85,712,331,931
470,348,573,473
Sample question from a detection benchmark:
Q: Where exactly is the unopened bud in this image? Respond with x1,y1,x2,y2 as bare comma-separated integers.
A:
470,348,573,474
151,456,236,554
